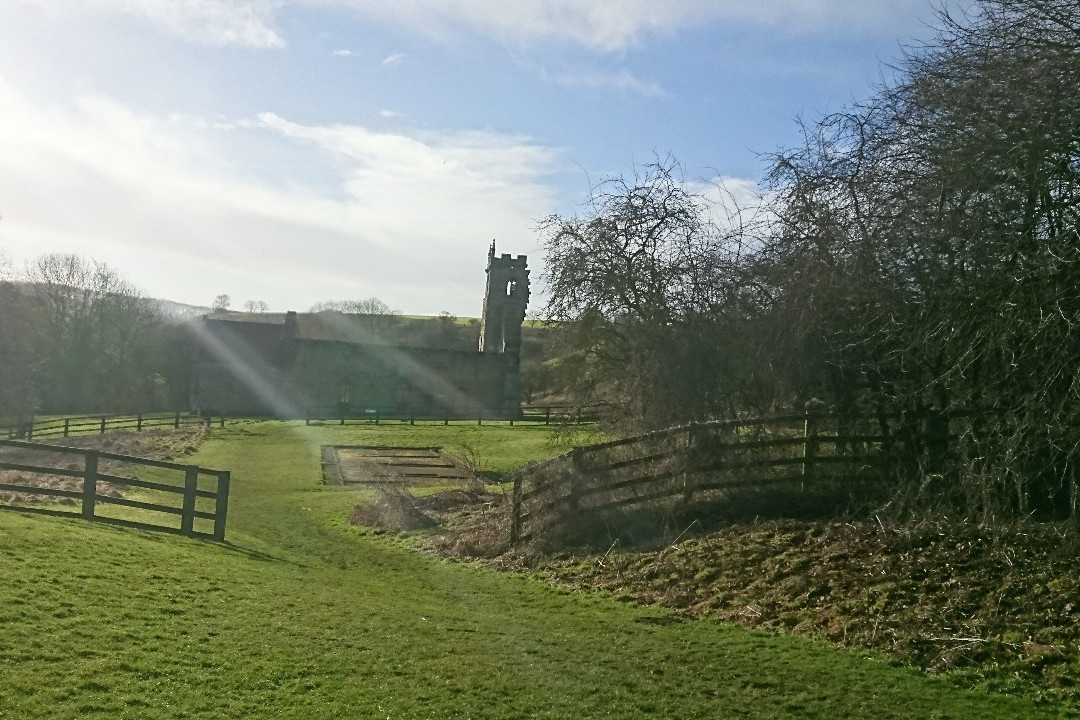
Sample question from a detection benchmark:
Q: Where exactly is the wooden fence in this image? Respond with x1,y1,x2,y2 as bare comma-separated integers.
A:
304,403,607,427
1,411,224,440
0,438,231,540
509,410,955,545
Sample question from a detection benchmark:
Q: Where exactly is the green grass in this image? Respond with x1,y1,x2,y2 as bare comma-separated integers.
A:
402,314,552,330
0,421,1067,719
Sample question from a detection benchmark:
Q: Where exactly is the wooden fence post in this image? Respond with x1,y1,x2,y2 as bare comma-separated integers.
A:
1070,463,1079,529
545,407,551,425
219,416,225,429
181,467,198,535
82,452,99,520
510,473,523,545
802,411,818,486
214,471,231,541
925,410,949,475
174,411,181,429
567,449,581,516
137,413,143,432
63,419,70,437
683,424,700,503
100,416,107,434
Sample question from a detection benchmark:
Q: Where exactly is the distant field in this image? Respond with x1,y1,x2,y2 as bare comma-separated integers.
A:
403,314,552,329
0,421,1061,719
403,313,480,326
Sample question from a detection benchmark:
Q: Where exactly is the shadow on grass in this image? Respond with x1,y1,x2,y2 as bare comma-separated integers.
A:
61,514,301,566
215,540,301,566
540,481,889,551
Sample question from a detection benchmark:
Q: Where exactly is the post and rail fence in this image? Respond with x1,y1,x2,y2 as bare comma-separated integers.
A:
0,438,231,541
303,403,608,427
3,404,604,438
1,411,226,441
508,409,958,546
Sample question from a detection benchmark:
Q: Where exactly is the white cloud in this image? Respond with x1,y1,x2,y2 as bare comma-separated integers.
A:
548,68,664,97
255,112,561,241
19,0,943,51
332,49,356,56
689,175,776,233
0,75,562,314
306,0,943,53
23,0,285,48
381,52,409,67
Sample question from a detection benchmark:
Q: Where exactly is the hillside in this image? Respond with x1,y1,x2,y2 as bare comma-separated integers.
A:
475,518,1080,708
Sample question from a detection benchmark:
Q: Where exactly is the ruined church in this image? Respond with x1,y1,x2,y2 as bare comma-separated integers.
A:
189,243,529,418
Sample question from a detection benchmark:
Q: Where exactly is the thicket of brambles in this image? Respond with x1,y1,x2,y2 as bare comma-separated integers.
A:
540,1,1080,521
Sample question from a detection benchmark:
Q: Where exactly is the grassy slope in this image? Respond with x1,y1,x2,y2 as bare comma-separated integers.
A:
518,519,1080,707
0,421,1065,719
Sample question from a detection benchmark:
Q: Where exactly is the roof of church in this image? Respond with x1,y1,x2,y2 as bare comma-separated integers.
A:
201,310,477,350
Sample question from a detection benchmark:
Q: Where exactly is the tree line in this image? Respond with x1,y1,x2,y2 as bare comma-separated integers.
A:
539,0,1080,520
0,253,192,418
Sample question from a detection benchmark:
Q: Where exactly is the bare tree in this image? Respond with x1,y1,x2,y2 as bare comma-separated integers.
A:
23,253,162,412
309,296,402,339
243,299,269,313
309,296,399,315
540,159,756,429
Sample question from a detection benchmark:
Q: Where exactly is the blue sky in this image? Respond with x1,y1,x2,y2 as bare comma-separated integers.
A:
0,0,955,316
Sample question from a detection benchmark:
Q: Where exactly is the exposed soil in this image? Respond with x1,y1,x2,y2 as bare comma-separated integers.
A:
326,445,474,486
376,489,1080,709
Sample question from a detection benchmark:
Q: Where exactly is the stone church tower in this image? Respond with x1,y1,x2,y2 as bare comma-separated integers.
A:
479,241,530,411
479,241,530,353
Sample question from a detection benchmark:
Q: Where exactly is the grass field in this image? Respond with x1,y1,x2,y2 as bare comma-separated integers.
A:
0,421,1066,719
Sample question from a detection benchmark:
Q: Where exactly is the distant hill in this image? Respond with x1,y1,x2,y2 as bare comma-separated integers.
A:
155,299,211,322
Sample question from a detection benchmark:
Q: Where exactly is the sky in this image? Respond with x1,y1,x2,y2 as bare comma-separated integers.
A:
0,0,959,316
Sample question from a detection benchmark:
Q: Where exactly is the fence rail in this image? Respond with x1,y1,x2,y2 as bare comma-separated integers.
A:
303,403,606,427
4,405,604,435
1,411,225,440
509,410,958,545
0,438,230,540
